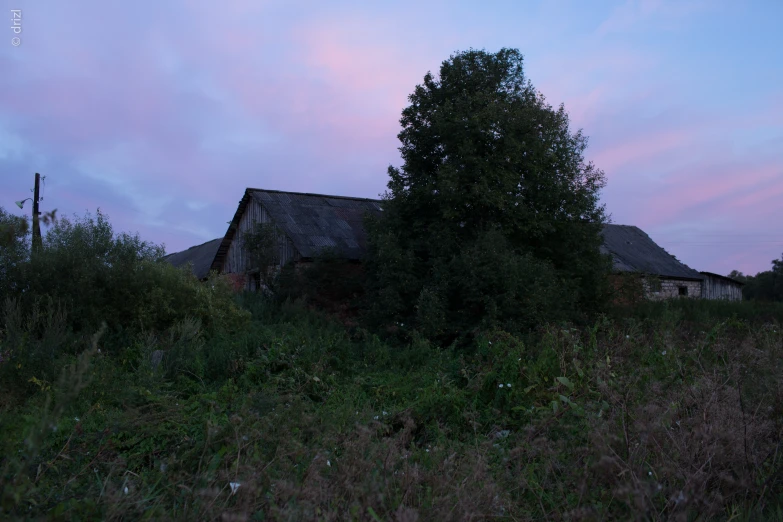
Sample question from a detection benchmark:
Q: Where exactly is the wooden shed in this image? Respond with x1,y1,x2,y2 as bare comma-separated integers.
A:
209,188,383,291
699,271,744,301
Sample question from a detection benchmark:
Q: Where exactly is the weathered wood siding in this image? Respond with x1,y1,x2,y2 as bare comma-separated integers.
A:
221,198,300,276
701,274,743,301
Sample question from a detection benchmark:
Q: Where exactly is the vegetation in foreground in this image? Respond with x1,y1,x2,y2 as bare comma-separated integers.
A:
1,245,782,520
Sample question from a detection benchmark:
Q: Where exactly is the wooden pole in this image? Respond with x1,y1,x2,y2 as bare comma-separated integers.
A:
32,172,42,252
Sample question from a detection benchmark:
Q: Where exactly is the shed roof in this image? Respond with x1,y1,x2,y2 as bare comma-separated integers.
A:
162,238,223,280
600,224,703,280
700,271,745,285
212,188,383,272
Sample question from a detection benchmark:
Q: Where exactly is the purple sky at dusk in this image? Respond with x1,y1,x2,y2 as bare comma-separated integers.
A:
1,0,782,276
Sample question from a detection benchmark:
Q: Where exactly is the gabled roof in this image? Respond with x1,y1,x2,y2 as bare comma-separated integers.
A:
199,190,704,281
600,224,703,280
162,238,222,280
211,188,383,272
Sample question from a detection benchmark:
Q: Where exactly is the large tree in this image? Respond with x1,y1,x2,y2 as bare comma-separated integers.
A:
364,48,611,343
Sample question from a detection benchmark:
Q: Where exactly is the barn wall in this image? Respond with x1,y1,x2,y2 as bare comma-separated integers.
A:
609,274,703,304
221,198,300,290
701,275,743,301
643,277,702,300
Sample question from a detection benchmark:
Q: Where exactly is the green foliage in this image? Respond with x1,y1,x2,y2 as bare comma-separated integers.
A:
364,48,611,343
0,207,32,298
0,297,75,398
277,247,367,313
241,222,283,292
1,209,249,336
730,253,783,301
1,279,781,520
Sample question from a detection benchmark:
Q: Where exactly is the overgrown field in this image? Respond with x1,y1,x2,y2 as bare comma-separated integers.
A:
2,294,782,521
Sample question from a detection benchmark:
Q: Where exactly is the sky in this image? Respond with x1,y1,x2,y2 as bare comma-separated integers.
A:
1,0,782,276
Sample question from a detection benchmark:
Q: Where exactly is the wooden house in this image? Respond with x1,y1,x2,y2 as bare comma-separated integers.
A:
208,188,382,291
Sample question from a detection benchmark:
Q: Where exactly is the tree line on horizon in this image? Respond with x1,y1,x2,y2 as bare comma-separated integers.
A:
729,254,783,301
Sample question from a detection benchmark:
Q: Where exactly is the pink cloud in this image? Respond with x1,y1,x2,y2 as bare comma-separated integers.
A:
590,127,697,174
724,179,783,211
640,162,781,225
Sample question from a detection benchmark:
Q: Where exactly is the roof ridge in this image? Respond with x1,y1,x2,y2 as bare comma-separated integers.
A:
247,187,382,202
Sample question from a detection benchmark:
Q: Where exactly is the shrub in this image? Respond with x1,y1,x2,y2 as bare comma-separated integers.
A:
3,210,249,337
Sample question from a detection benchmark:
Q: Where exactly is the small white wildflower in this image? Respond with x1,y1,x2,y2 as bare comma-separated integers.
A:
229,482,241,495
382,411,388,416
661,350,667,356
374,415,379,420
74,417,80,422
648,471,652,476
626,335,630,339
124,486,129,495
488,341,492,345
425,449,430,453
498,384,504,388
326,460,331,467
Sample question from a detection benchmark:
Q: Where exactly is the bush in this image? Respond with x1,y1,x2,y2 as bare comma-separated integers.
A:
0,297,77,399
0,207,31,298
367,226,578,346
3,209,249,337
277,248,367,318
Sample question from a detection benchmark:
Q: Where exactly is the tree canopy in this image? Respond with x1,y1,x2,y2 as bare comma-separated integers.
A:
364,48,611,344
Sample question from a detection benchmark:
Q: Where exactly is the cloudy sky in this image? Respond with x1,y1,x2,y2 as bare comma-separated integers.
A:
1,0,781,276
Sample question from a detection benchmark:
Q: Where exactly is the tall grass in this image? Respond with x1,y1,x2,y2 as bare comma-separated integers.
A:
1,292,780,520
